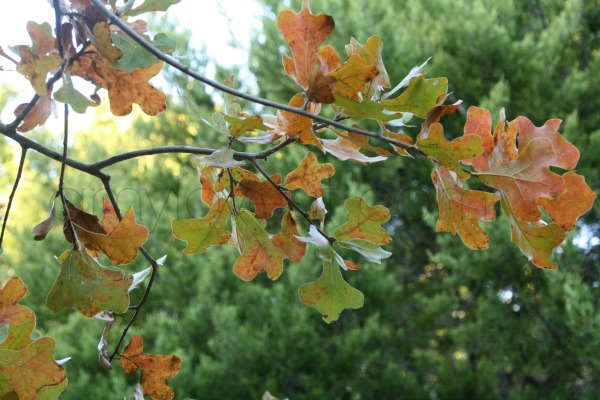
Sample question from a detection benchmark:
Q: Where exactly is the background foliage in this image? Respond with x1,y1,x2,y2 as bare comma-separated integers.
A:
1,0,599,398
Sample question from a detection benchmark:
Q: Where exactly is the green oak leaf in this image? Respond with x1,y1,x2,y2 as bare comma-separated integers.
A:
46,250,132,317
54,72,98,113
127,0,182,16
172,198,232,254
223,115,269,136
381,73,448,118
111,33,177,73
417,122,484,180
299,260,364,323
334,196,391,245
334,95,402,122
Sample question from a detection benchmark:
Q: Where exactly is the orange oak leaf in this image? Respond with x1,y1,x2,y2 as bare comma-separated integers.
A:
461,106,494,172
284,151,335,197
233,210,286,281
268,94,322,148
514,116,580,170
338,129,393,157
214,167,260,199
239,174,288,219
70,51,166,116
273,212,306,263
328,54,378,100
537,171,596,232
65,199,149,265
476,137,566,223
0,337,67,399
306,63,337,104
172,198,232,254
345,35,391,98
277,0,335,89
501,197,565,269
0,278,34,328
13,90,54,132
334,196,391,245
432,167,501,249
91,22,123,62
419,98,462,140
417,123,484,180
321,136,387,164
378,122,413,156
198,166,227,206
121,335,182,400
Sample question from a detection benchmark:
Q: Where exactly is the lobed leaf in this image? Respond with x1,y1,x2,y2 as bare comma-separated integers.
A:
382,74,448,118
334,196,391,245
284,151,335,197
239,174,288,219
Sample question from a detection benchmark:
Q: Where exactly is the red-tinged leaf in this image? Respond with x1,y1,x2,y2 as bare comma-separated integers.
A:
501,196,565,269
172,198,232,254
321,136,387,164
345,35,391,98
46,249,132,316
334,196,391,245
419,99,462,140
417,123,483,180
233,210,286,281
270,94,322,148
334,95,403,123
306,63,337,104
14,91,54,132
338,129,393,157
198,166,227,206
284,151,335,197
378,122,413,156
461,106,494,172
477,137,566,222
0,338,67,399
121,335,181,400
382,74,448,118
70,51,166,116
299,260,364,323
432,167,501,250
538,171,596,232
273,212,306,263
223,115,269,137
0,278,34,328
489,110,518,168
239,174,288,219
277,0,335,89
328,54,378,100
214,167,260,199
514,117,580,170
344,259,361,270
0,316,35,351
65,200,149,265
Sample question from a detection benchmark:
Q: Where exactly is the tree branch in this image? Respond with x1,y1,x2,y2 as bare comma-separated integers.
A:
0,148,28,251
87,0,421,156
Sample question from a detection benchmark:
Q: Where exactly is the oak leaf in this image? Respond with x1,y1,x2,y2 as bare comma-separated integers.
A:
273,212,306,263
299,260,364,323
46,249,132,316
193,148,245,169
172,198,232,254
321,136,387,164
54,71,99,114
537,171,595,232
284,151,335,197
14,91,54,132
378,122,413,156
476,137,566,222
223,115,268,137
382,73,448,118
460,106,494,172
0,278,34,328
197,166,227,206
345,35,391,98
233,210,286,281
432,167,501,249
337,238,391,264
328,54,378,100
127,0,182,17
268,94,322,148
417,122,484,180
277,0,335,89
334,96,403,123
501,197,565,269
121,335,181,400
334,196,391,245
239,174,288,219
65,199,149,265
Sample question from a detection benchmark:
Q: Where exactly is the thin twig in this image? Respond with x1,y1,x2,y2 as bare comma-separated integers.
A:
250,159,334,244
0,148,28,250
227,168,238,214
87,0,421,155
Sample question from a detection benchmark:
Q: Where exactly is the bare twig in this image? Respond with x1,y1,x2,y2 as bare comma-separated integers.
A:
0,148,28,250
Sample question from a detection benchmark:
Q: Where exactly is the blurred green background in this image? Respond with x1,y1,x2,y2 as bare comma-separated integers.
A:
1,0,599,398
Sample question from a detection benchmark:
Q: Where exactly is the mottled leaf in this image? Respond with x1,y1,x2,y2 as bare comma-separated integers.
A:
233,210,286,281
382,73,448,118
334,95,402,122
284,151,335,197
328,54,378,100
268,94,322,148
417,122,484,180
121,335,181,400
299,260,364,323
273,212,306,263
538,171,595,232
223,115,269,137
432,167,500,249
460,106,494,172
172,198,231,254
239,174,288,219
198,166,227,206
345,35,391,98
47,250,132,316
501,197,565,269
334,196,391,245
0,278,33,328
